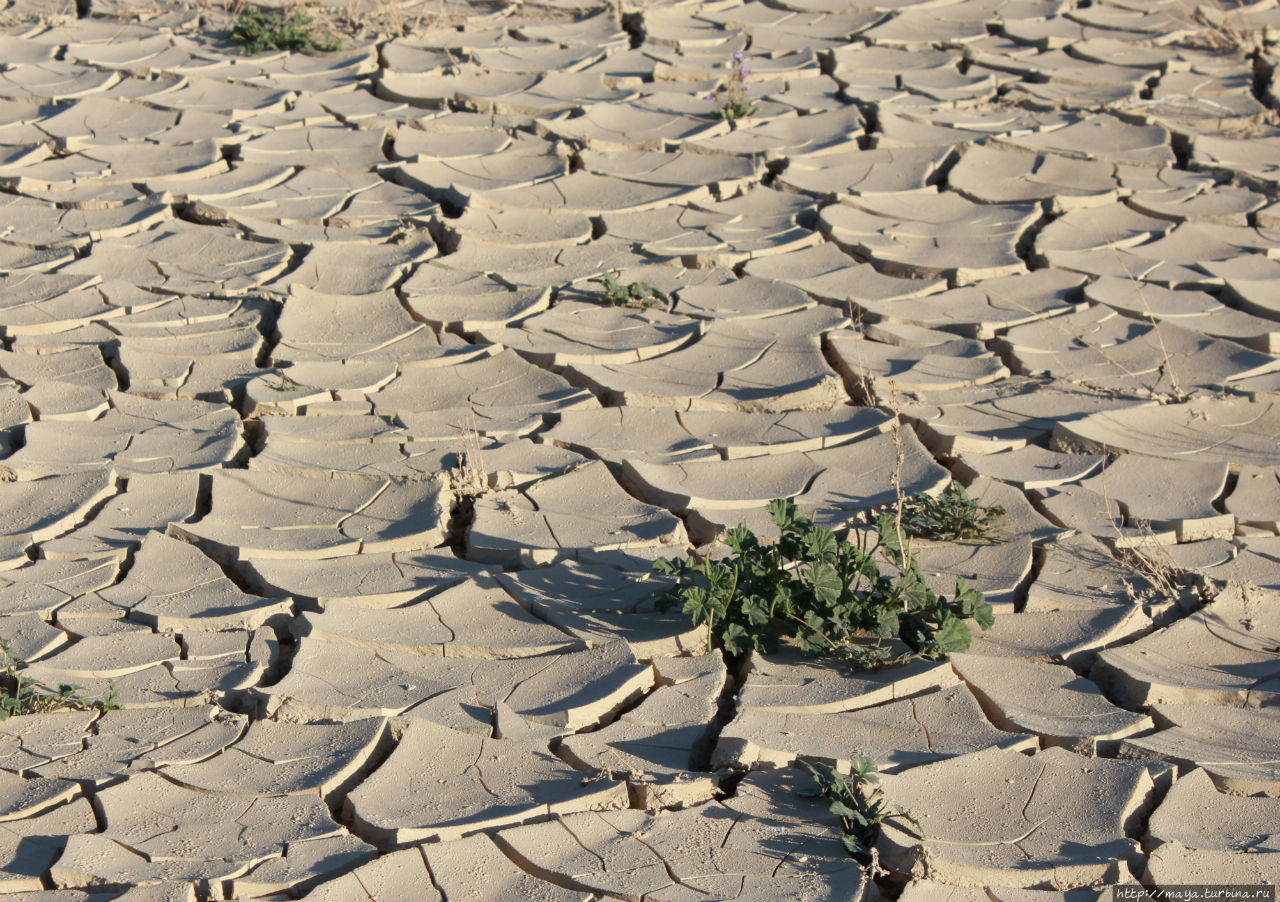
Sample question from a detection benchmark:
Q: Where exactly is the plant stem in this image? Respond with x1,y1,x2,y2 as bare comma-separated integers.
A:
785,611,840,652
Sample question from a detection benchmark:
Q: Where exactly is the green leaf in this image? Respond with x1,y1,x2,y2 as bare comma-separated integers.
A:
828,800,859,819
843,809,871,828
725,525,757,555
952,577,984,614
899,577,933,612
796,631,827,656
876,511,902,555
740,596,770,626
806,527,838,562
766,498,799,531
873,607,900,638
890,806,925,839
778,533,805,562
707,562,737,594
850,757,879,782
932,616,973,653
841,833,868,855
808,562,843,606
896,613,932,654
682,588,723,626
721,622,750,656
973,598,995,631
954,578,996,631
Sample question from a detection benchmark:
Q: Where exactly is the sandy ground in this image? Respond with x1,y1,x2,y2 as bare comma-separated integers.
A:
0,0,1277,897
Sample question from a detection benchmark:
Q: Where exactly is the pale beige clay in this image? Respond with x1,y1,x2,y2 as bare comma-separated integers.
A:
0,4,1277,897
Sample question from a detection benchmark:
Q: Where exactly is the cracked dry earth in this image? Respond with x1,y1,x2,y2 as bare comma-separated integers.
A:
0,0,1278,898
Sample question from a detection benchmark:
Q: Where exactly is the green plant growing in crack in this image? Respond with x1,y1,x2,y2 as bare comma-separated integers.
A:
900,483,1005,542
232,5,341,54
653,498,995,665
706,50,756,121
266,372,303,392
803,757,922,862
1,637,120,720
590,270,670,309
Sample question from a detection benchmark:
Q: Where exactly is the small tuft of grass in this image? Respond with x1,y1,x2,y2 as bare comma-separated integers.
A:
900,483,1004,542
232,4,341,54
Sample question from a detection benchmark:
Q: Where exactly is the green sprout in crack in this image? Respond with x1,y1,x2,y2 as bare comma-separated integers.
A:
653,498,995,665
706,50,757,121
267,373,303,392
803,757,923,863
590,270,670,309
232,5,342,55
900,483,1005,543
0,637,120,720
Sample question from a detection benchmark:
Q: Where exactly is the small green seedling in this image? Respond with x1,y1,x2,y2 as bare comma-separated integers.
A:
99,680,121,712
803,757,922,862
232,5,341,55
1,637,119,720
267,373,303,392
591,271,670,309
901,483,1005,542
653,498,995,664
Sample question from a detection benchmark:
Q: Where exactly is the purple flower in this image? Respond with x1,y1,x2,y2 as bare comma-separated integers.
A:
732,50,745,61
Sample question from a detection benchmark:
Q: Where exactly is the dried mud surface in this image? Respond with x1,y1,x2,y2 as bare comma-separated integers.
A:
0,0,1278,897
